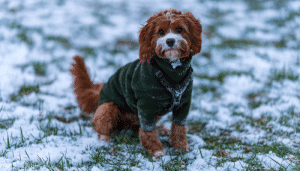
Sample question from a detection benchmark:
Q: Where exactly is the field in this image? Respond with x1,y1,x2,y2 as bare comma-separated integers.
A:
0,0,300,170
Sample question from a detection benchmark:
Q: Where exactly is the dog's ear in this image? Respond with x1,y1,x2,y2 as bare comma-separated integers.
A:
139,21,155,61
183,12,202,56
139,11,166,61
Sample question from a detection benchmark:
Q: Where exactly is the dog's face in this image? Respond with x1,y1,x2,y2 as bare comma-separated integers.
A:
139,9,202,61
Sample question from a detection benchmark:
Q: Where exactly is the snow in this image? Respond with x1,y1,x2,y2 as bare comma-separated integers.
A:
171,59,182,69
0,0,299,170
257,151,290,170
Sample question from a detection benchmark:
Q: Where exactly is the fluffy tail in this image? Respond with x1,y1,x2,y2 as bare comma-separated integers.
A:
69,56,104,114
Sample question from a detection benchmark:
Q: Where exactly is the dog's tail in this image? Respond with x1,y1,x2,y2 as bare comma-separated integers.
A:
69,56,104,114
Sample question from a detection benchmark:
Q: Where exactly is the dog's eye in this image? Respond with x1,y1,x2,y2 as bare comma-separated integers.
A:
177,28,183,33
159,30,164,35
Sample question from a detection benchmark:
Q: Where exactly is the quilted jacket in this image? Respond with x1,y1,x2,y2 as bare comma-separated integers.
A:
98,55,193,132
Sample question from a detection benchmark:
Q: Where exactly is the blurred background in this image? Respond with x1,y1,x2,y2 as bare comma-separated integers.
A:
1,0,299,105
1,0,299,115
0,0,300,170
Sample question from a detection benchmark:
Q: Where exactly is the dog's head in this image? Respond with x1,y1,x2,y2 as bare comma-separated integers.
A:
139,9,202,62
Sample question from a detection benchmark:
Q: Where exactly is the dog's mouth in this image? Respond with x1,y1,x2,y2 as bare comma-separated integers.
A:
163,49,179,61
156,44,188,61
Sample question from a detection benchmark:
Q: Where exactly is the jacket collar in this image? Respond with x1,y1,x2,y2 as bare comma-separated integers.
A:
150,55,192,84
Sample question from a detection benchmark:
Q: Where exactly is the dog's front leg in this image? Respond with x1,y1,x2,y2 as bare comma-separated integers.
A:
138,113,165,157
171,98,192,152
170,123,190,151
139,128,165,157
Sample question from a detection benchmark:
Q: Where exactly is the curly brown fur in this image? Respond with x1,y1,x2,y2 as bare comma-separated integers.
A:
93,102,167,156
139,128,165,156
70,54,187,156
70,8,201,156
139,9,202,61
70,56,168,135
170,123,190,151
116,111,140,132
93,102,120,140
69,56,104,114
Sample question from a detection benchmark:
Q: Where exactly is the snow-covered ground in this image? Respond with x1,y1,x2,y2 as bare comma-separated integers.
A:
0,0,299,170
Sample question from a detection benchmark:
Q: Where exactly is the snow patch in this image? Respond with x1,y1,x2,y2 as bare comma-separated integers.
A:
170,59,182,69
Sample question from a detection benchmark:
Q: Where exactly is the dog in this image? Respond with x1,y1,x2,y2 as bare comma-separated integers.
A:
70,9,202,157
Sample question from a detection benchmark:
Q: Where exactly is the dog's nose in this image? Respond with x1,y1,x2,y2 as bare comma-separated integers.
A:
166,38,175,47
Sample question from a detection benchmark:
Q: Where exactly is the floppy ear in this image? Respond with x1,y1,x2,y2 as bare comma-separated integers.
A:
139,12,165,61
183,12,202,56
139,22,155,61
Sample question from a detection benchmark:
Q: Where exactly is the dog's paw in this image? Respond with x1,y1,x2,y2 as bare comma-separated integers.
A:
174,144,190,150
154,150,165,158
182,144,190,152
185,144,190,151
98,134,111,142
174,144,190,154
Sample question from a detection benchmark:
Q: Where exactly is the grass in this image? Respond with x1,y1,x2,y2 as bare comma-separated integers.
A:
45,36,71,49
89,128,196,170
37,120,59,138
3,109,298,170
198,130,297,169
23,152,76,171
55,153,73,170
250,142,292,158
217,39,262,49
244,0,265,11
223,53,238,59
0,118,16,129
102,37,139,56
190,107,299,169
2,0,300,170
187,121,207,134
10,84,40,102
198,83,218,94
208,8,232,19
90,145,143,170
244,156,265,170
205,21,226,39
269,67,299,82
17,28,34,48
79,47,97,58
242,142,297,170
161,154,196,171
0,149,8,157
296,55,300,66
215,37,288,50
112,130,140,145
203,134,244,151
32,62,47,76
3,128,28,149
201,51,211,59
37,112,87,138
247,90,268,109
267,10,300,27
194,70,253,84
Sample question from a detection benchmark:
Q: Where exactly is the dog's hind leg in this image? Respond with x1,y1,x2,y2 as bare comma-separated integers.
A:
92,102,120,142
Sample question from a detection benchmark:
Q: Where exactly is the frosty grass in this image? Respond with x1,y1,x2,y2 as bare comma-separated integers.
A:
0,0,300,170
